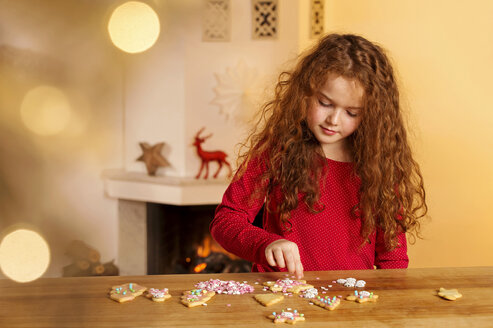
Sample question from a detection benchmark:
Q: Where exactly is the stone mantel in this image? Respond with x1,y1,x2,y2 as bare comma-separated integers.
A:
102,169,229,206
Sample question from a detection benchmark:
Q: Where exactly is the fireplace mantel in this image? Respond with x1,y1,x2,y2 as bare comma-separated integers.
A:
102,169,229,205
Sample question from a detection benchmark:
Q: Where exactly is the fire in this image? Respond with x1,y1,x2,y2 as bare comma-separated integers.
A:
194,263,207,273
196,236,240,260
196,236,211,258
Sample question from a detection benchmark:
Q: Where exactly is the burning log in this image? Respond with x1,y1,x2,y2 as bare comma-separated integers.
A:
191,252,252,274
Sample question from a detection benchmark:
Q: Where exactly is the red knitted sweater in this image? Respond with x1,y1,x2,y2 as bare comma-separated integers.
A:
210,156,408,272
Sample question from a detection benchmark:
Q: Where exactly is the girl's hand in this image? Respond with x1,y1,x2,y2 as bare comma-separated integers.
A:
265,239,304,279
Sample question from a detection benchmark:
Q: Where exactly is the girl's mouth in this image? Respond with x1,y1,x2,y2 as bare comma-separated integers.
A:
321,127,337,136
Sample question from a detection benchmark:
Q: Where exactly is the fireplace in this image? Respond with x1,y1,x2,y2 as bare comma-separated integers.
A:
146,203,263,274
103,170,263,276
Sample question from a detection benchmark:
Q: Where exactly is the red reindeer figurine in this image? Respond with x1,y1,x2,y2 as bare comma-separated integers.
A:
193,128,232,179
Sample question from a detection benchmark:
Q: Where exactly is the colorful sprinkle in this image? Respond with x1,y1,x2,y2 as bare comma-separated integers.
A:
195,279,254,295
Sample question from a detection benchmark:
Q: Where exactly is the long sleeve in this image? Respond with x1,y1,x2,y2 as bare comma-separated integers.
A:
374,227,409,269
210,158,283,265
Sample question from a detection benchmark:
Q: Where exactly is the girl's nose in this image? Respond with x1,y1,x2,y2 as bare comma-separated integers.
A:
326,108,341,126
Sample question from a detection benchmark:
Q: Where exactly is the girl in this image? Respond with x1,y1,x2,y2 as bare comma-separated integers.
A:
210,33,427,279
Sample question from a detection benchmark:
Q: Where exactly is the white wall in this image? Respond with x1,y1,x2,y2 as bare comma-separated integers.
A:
123,0,187,176
183,0,301,176
124,0,305,178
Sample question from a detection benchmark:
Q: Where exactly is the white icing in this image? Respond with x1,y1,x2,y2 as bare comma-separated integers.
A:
355,280,366,287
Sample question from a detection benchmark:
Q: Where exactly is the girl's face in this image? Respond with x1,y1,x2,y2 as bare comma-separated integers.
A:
307,74,364,160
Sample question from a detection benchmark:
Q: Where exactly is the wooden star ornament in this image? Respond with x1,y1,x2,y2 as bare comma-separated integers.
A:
136,142,170,176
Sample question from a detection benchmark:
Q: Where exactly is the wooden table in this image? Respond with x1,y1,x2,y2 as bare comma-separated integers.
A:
1,267,492,327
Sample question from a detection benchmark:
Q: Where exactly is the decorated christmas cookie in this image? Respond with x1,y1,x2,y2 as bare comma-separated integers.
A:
437,287,462,301
254,293,284,307
312,295,341,310
181,289,216,307
109,283,147,303
268,309,305,324
263,278,314,293
345,290,379,303
145,288,171,302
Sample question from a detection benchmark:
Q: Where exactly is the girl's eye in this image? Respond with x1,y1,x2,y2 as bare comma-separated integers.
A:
318,99,333,107
346,110,357,117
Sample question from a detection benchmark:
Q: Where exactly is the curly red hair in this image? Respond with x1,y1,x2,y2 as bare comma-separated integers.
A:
236,33,427,250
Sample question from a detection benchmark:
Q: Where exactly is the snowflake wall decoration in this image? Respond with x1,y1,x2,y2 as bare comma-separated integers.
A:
211,60,264,125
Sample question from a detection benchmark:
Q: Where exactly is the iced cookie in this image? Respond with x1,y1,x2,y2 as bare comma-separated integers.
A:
437,288,462,301
345,290,378,303
109,283,147,303
301,287,318,299
312,295,341,310
146,288,171,302
268,309,305,324
181,289,215,307
263,278,314,293
254,293,284,307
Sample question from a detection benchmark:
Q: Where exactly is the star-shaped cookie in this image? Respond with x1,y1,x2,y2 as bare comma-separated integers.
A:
263,278,314,293
136,142,170,176
437,287,462,301
268,309,305,324
345,290,379,303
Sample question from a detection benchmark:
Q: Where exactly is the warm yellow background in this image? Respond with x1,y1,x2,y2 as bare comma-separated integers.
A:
320,0,493,267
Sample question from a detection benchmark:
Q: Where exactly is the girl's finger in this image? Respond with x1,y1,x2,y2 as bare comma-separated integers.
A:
265,249,276,267
284,251,295,274
295,261,304,279
291,245,303,279
273,248,285,268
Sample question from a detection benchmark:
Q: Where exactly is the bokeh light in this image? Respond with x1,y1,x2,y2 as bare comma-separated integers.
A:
0,229,50,283
20,85,71,136
108,1,160,54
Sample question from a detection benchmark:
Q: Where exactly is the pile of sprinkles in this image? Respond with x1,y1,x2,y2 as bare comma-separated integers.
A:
195,279,254,295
